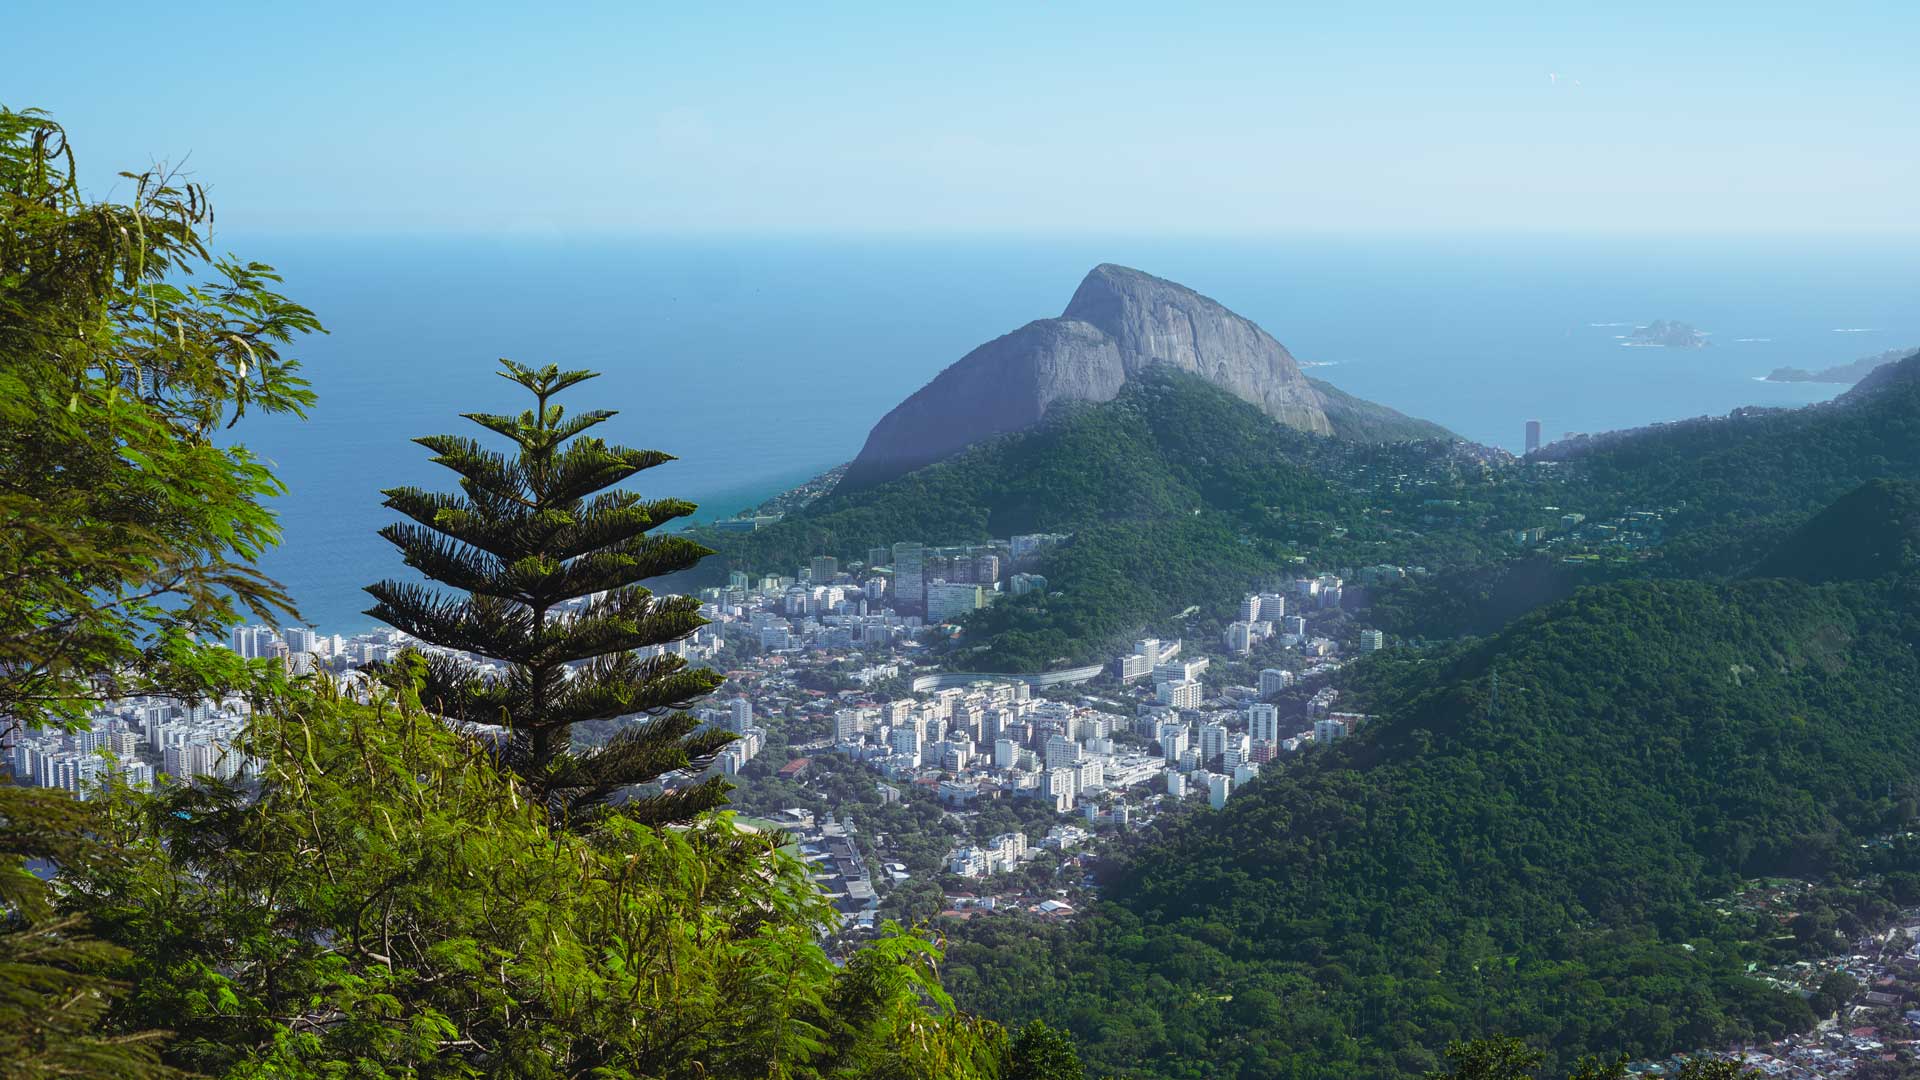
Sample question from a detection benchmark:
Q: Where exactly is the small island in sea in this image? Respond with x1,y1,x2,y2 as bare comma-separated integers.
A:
1766,345,1918,385
1624,319,1710,348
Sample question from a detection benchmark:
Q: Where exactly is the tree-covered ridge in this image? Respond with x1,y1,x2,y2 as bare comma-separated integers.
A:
1539,355,1920,574
693,367,1354,571
1750,477,1920,585
944,565,1920,1078
685,368,1521,669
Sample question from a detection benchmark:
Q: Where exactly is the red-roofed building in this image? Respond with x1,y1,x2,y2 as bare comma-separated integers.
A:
777,757,811,779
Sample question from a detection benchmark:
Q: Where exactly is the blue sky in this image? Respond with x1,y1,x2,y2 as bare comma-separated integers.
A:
7,1,1915,234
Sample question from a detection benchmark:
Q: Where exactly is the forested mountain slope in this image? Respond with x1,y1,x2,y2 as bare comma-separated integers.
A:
694,368,1348,572
1539,351,1920,572
680,368,1509,669
945,553,1920,1078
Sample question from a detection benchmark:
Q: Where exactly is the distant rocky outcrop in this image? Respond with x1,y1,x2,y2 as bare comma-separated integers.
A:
1767,345,1917,385
1626,320,1710,348
839,265,1334,491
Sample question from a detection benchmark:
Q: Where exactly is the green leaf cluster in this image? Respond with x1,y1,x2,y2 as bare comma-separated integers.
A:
68,664,1016,1078
0,105,323,732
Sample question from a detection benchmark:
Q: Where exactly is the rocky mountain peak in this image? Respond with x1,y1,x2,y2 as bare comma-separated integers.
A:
837,265,1332,492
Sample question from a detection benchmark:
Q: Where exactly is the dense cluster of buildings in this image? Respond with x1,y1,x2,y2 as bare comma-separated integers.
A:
700,533,1068,634
694,558,1389,890
694,697,768,775
4,693,252,797
3,619,521,796
826,676,1161,816
1217,579,1367,657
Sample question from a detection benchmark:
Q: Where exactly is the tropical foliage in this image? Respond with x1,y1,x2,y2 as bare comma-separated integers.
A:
0,110,1078,1080
73,662,1010,1079
0,105,321,734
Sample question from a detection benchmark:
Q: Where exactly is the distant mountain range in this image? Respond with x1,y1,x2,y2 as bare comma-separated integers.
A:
838,265,1450,491
1765,344,1918,385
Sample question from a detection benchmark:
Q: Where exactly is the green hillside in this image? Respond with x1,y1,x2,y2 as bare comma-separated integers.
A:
692,368,1350,569
1750,477,1920,584
1368,362,1920,640
944,565,1920,1078
683,369,1522,669
1542,353,1920,572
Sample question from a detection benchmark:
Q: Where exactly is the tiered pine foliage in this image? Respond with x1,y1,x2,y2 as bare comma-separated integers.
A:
366,361,731,827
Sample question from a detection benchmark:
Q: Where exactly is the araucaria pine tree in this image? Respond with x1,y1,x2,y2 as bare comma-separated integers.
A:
366,360,732,827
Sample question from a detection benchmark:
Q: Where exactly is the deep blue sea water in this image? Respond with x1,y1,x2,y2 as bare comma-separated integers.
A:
229,233,1920,634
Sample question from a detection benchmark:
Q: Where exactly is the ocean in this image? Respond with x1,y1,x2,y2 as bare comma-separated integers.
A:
229,233,1920,634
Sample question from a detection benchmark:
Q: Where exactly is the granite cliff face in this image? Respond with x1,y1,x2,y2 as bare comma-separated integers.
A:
839,265,1332,491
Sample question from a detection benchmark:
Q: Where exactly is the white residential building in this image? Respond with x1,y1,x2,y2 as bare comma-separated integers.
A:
1248,702,1280,744
1156,721,1190,764
1258,667,1293,697
1208,772,1233,809
1157,679,1203,709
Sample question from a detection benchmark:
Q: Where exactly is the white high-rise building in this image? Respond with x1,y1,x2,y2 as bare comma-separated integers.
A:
1198,721,1228,761
1157,679,1203,709
728,697,753,734
993,738,1019,769
1042,769,1074,812
1259,668,1293,697
925,582,986,622
1156,721,1190,764
230,625,277,660
1208,772,1233,810
1075,756,1104,793
1248,702,1280,744
1043,734,1078,770
834,708,872,742
889,723,924,767
1225,622,1254,654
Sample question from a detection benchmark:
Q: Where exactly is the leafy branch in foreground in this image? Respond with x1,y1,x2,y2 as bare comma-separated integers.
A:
0,785,182,1079
0,105,323,733
75,663,1016,1079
